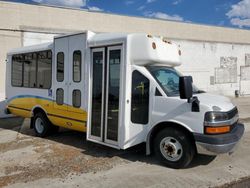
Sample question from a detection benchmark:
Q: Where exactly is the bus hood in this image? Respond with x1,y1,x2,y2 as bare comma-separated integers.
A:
195,93,235,112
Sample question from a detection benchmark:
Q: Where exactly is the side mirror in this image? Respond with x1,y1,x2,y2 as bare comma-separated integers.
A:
179,76,193,100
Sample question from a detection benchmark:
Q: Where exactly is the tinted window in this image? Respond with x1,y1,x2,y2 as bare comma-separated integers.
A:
106,49,121,141
131,70,150,124
37,51,52,89
11,50,52,89
56,88,64,105
109,50,120,87
91,51,104,137
72,90,81,108
23,53,37,88
57,52,64,82
12,55,23,87
73,51,81,82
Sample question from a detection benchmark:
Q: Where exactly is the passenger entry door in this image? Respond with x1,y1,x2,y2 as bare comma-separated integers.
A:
88,46,122,146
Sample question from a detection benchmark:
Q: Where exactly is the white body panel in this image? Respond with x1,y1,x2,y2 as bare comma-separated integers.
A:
128,35,181,66
6,43,54,116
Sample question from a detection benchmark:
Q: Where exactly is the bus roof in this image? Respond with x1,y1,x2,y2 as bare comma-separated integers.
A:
89,32,181,67
7,42,53,56
88,32,128,46
7,31,181,67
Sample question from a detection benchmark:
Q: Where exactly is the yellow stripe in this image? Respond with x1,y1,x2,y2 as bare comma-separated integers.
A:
8,97,87,132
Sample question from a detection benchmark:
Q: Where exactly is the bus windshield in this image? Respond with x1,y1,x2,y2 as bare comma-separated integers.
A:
147,66,201,97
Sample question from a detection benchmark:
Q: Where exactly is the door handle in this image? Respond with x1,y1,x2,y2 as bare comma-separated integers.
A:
108,117,113,120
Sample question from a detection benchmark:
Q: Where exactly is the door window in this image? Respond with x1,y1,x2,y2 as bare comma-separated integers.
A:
72,90,81,108
106,49,121,141
57,52,64,82
56,88,64,105
90,47,121,144
73,50,81,82
131,70,150,124
91,51,104,137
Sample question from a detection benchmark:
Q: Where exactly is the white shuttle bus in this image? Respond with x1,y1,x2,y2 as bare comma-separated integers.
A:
5,31,244,168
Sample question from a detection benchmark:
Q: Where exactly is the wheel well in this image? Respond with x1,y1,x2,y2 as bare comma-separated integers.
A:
30,107,47,128
148,122,196,154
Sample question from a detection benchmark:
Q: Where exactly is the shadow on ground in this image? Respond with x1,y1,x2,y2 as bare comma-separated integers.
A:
0,117,24,130
0,117,216,169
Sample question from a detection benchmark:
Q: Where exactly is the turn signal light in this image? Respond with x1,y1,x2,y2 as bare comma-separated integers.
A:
205,126,230,134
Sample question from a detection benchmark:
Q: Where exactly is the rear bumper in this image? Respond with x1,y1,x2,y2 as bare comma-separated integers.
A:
194,123,244,155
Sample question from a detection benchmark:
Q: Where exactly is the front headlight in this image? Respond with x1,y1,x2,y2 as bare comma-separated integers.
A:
204,108,238,134
204,112,229,122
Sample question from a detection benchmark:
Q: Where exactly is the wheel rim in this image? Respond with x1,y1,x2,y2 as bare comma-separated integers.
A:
159,137,183,162
35,117,45,134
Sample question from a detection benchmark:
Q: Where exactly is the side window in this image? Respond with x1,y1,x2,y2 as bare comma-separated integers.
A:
56,88,64,105
73,51,81,82
72,90,81,108
57,52,64,82
131,70,150,124
150,68,180,96
23,53,36,88
12,55,23,87
37,51,52,88
11,50,52,89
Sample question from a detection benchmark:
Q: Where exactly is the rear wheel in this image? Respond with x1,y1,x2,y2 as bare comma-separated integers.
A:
154,127,195,169
33,112,57,137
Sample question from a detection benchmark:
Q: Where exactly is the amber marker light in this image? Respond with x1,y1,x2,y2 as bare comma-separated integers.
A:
205,126,230,134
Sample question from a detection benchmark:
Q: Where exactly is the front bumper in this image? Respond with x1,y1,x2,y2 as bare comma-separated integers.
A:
194,123,244,155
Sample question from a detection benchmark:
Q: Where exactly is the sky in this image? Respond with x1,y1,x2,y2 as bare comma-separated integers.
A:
7,0,250,29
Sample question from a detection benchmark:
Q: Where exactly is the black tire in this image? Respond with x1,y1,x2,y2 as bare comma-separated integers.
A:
154,127,195,169
33,112,54,137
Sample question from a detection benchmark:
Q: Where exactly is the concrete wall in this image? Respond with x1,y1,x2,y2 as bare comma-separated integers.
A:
1,1,250,102
0,30,21,99
174,40,250,96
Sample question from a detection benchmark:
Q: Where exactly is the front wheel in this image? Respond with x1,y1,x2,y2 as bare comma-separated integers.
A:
154,127,195,169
